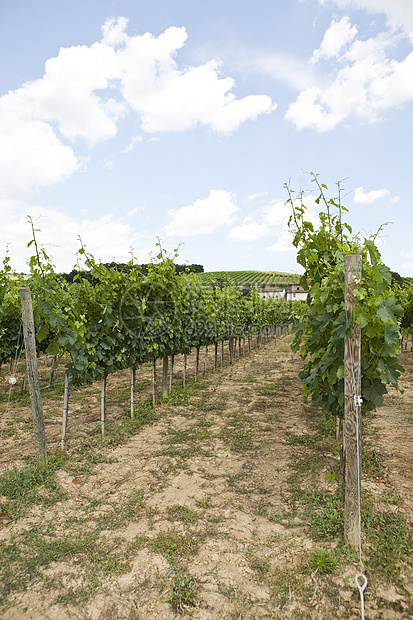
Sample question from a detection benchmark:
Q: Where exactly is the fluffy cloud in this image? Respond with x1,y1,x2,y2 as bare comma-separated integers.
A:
287,5,413,131
318,0,413,40
0,18,275,199
354,186,390,203
228,217,271,242
266,231,295,253
0,202,151,273
226,194,322,254
164,190,239,237
311,17,358,64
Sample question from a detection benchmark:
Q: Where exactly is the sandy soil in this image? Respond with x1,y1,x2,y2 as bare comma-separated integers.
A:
0,336,412,619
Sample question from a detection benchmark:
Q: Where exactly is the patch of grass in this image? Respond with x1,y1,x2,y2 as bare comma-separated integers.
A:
196,497,212,509
104,397,156,446
245,548,270,577
307,549,338,574
164,567,199,613
0,522,131,605
167,504,201,525
286,433,320,448
364,510,412,577
269,565,308,606
362,445,384,479
149,528,201,562
95,490,146,530
0,451,67,520
243,374,257,383
219,413,256,452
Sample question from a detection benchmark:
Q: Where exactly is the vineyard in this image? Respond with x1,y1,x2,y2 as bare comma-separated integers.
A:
0,181,413,618
197,270,298,288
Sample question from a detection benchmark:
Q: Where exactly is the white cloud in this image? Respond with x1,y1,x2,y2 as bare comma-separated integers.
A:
318,0,413,41
354,186,390,203
266,230,295,253
228,217,271,242
0,18,275,200
0,202,151,272
0,93,79,198
122,135,143,153
164,190,239,236
126,206,145,217
287,5,413,131
262,199,293,228
239,51,315,91
311,17,358,64
247,191,269,201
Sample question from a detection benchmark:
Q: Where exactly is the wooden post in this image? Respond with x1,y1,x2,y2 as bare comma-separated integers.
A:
152,360,157,406
131,368,136,419
61,373,70,450
183,352,187,389
101,375,107,438
203,345,208,376
344,254,362,549
195,347,200,380
162,356,169,398
19,287,47,461
169,354,174,394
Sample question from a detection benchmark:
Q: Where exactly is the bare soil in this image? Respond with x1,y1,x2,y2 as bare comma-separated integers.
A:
0,336,412,619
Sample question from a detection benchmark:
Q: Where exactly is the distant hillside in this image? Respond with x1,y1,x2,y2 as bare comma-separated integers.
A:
197,270,300,288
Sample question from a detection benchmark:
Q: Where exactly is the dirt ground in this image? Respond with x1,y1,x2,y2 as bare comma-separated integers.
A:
0,335,412,619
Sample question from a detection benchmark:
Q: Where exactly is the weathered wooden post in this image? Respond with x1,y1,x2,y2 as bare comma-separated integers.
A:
152,359,158,406
19,287,47,461
61,372,71,450
101,376,107,438
344,255,363,548
162,356,169,398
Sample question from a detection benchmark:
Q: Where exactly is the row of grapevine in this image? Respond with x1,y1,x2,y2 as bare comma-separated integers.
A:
1,240,304,445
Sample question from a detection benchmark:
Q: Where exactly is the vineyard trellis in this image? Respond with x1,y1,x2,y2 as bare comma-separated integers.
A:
0,236,303,453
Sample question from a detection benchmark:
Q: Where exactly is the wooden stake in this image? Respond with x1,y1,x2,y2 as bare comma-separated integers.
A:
183,352,187,389
195,347,200,380
169,354,174,394
19,287,47,461
131,368,136,419
101,375,107,438
344,254,363,549
162,356,169,398
61,372,70,450
204,345,208,376
152,360,157,406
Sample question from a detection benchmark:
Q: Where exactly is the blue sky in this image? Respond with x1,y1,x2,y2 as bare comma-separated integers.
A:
1,0,412,276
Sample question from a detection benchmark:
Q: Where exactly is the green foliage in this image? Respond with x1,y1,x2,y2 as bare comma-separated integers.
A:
287,173,404,417
308,549,338,574
1,228,298,389
165,567,199,613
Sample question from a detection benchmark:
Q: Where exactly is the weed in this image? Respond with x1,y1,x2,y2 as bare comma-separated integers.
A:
362,446,384,479
164,567,198,613
0,523,131,605
308,549,338,574
0,451,66,519
196,497,212,509
286,433,320,448
364,511,412,577
167,504,201,525
245,548,270,577
149,528,200,562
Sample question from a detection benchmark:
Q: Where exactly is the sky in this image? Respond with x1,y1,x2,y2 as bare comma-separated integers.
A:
1,0,412,276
